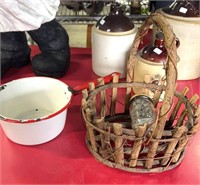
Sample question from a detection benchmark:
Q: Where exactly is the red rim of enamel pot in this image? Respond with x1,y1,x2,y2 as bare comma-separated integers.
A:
0,72,120,124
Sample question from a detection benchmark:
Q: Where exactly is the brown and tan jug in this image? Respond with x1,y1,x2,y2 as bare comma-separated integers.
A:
134,32,179,95
157,0,200,80
134,32,167,83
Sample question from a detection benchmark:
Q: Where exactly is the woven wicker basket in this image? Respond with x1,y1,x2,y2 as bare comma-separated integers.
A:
81,13,200,173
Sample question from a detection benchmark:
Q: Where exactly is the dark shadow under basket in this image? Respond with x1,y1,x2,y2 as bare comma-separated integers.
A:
81,13,200,173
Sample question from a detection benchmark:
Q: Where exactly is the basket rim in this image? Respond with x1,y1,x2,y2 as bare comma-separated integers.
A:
82,81,195,136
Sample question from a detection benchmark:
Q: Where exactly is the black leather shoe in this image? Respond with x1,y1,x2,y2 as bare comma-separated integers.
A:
0,32,31,77
28,19,70,78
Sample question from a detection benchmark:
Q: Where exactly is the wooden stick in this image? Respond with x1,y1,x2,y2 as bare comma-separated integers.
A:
125,87,132,113
89,82,97,122
172,105,200,163
129,124,147,167
145,140,159,169
87,125,97,152
194,105,200,124
176,110,188,127
84,108,95,150
97,78,106,118
110,75,119,116
104,125,115,161
84,107,97,152
190,94,199,105
169,87,189,125
172,123,199,163
113,123,124,165
85,108,92,123
176,94,199,127
161,126,187,165
152,78,165,107
96,118,107,151
81,99,88,111
82,89,89,100
81,93,89,140
104,125,111,144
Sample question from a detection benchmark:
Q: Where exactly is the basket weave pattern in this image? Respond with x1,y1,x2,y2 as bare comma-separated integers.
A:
81,13,200,173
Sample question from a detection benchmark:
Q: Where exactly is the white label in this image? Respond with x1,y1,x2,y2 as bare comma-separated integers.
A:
179,7,188,14
100,19,105,25
153,48,162,55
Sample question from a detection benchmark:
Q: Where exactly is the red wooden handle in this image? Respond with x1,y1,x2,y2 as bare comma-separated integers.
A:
72,72,121,94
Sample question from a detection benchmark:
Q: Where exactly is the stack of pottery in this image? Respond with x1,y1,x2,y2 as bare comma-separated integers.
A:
92,3,137,78
158,0,200,80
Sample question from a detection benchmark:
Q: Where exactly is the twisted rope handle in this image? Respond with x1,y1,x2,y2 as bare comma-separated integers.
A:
126,12,178,139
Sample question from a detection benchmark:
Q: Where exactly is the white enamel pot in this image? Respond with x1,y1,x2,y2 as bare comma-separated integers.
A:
0,73,119,145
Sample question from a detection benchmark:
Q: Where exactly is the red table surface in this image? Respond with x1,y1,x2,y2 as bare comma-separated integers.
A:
0,46,200,184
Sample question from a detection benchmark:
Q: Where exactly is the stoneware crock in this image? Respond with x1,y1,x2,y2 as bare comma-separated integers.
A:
158,0,200,80
92,3,137,78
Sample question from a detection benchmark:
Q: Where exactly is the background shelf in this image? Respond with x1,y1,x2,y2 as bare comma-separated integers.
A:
56,0,149,24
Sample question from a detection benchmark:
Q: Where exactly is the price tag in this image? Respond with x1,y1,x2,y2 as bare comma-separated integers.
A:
153,48,162,55
100,19,105,25
179,7,188,14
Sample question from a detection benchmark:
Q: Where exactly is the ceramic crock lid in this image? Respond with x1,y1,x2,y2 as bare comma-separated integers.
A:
96,3,134,32
140,32,167,63
162,0,200,17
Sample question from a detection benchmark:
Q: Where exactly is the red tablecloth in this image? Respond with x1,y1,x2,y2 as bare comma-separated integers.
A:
0,46,200,184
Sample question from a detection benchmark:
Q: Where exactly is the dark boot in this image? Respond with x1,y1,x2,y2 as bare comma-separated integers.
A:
0,32,31,77
28,19,70,78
